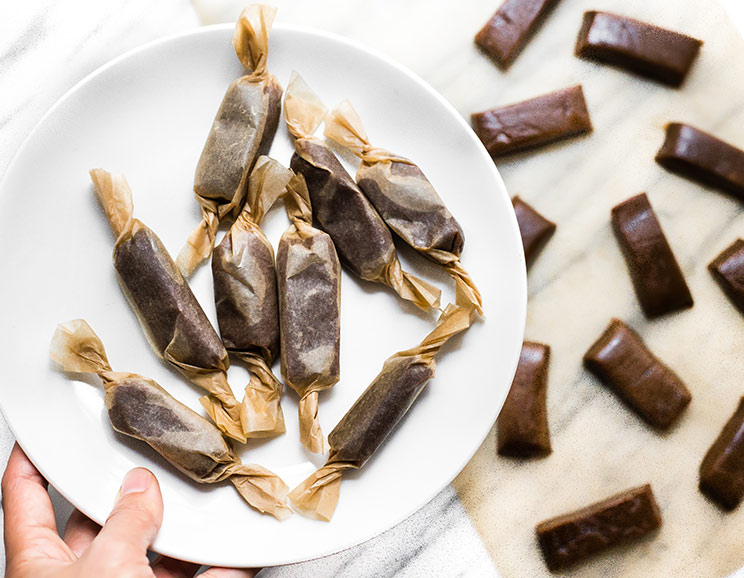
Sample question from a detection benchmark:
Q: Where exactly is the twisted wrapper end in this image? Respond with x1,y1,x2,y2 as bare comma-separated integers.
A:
176,201,220,277
237,352,286,438
242,155,294,226
179,154,288,277
89,169,134,240
200,395,247,444
446,259,483,316
233,4,277,76
284,71,327,141
383,258,442,312
298,391,329,454
228,463,293,520
284,172,313,225
397,303,475,360
323,100,413,165
289,461,356,521
50,319,113,375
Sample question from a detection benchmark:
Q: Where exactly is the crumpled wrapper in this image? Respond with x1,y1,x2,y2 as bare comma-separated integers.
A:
276,173,341,454
177,4,283,276
90,169,245,443
212,156,293,438
284,72,441,312
324,100,482,314
290,304,475,520
50,319,292,519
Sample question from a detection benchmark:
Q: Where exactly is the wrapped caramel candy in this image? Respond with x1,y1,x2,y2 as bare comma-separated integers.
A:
90,169,245,443
284,73,441,312
289,304,474,520
50,319,291,519
212,156,292,438
325,100,482,313
178,5,283,276
276,173,341,453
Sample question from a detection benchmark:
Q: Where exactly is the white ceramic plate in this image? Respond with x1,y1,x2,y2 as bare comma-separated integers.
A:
0,24,525,567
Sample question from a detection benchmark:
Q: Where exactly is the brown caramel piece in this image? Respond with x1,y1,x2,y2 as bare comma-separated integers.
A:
537,484,661,571
289,306,474,521
277,174,341,454
576,12,702,87
656,123,744,201
475,0,562,69
178,6,283,276
709,239,744,314
700,397,744,511
471,86,592,157
90,169,244,443
50,320,291,519
323,100,481,313
497,341,551,457
611,193,693,318
512,197,556,267
583,319,691,429
284,74,440,312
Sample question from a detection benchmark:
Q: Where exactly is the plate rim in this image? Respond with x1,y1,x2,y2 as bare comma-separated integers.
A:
0,22,527,567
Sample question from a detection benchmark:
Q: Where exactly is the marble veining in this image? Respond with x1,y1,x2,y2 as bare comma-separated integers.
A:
4,0,744,576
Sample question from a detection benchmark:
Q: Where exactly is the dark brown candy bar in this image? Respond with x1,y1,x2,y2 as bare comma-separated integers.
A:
471,85,592,157
211,157,293,438
330,356,434,467
497,341,551,457
284,73,440,311
290,141,394,282
179,5,283,276
115,225,228,373
213,229,279,358
536,484,662,571
575,12,702,87
277,174,341,453
584,319,691,429
106,377,242,482
611,193,693,318
709,239,744,314
700,397,744,510
475,0,561,69
512,197,556,267
194,79,281,207
323,100,481,313
656,123,744,200
50,320,291,519
90,170,244,443
289,305,474,521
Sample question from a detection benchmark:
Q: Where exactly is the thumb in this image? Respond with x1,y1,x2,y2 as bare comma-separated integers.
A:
89,468,163,564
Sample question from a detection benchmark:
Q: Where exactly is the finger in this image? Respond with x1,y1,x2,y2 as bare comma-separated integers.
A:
2,443,58,559
200,568,260,578
151,555,201,578
89,468,163,564
63,509,100,557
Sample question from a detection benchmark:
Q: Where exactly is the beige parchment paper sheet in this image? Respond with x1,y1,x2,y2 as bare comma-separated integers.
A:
452,0,744,576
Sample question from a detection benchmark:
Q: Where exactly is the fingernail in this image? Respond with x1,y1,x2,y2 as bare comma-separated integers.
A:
120,468,152,497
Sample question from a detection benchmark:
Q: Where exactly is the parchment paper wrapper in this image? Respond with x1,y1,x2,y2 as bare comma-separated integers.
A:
289,304,474,520
325,100,482,314
284,72,441,312
177,4,282,276
90,169,245,443
50,319,291,519
276,173,341,453
213,156,293,438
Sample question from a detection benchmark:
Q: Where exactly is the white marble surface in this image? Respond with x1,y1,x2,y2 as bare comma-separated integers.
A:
3,0,744,576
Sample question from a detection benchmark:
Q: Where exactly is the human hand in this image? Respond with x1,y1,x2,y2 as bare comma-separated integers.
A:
2,443,258,578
